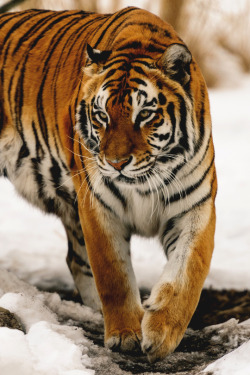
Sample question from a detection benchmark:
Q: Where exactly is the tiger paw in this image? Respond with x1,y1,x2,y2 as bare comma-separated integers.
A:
105,327,142,352
104,305,144,353
141,308,185,362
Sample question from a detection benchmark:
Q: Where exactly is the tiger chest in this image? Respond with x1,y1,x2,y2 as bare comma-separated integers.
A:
100,185,163,237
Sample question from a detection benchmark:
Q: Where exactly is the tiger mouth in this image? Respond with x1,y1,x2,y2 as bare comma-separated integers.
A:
115,174,147,184
109,167,156,185
99,159,158,185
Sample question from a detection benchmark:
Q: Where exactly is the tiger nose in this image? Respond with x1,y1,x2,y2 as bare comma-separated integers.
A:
106,158,130,171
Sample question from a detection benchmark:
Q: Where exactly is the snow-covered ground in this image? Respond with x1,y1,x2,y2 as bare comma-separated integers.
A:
0,77,250,374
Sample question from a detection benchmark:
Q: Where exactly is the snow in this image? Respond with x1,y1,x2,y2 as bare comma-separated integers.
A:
0,270,99,375
203,339,250,375
0,77,250,373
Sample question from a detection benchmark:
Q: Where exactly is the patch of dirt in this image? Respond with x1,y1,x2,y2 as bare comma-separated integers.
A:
190,289,250,329
0,306,24,332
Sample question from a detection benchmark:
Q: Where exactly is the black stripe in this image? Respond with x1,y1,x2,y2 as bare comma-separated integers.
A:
167,102,176,145
162,217,178,241
153,118,165,129
168,156,215,204
161,176,215,242
14,60,25,140
68,106,75,169
102,78,122,90
1,39,11,86
12,12,59,55
16,142,30,170
185,133,212,178
153,132,170,142
67,240,92,274
119,21,173,39
147,44,165,53
50,156,74,206
142,97,157,107
0,12,26,29
78,137,85,172
158,92,166,105
162,191,213,245
176,94,189,151
147,140,161,150
93,7,137,48
133,66,146,75
36,17,83,146
103,179,127,209
6,14,80,139
77,141,116,215
63,16,104,68
28,13,75,52
31,159,58,215
165,235,179,256
130,78,147,86
40,16,84,74
2,12,37,47
117,41,142,51
194,83,206,153
104,68,117,79
32,121,45,160
103,56,153,72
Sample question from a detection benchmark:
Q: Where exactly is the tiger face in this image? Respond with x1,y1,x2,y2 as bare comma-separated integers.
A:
77,43,193,188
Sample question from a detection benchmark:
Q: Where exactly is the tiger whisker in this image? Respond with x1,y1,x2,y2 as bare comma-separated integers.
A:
67,135,99,157
148,170,161,218
153,167,171,214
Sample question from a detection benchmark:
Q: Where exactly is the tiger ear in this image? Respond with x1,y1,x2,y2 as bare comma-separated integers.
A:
84,44,111,76
86,44,111,64
158,43,192,86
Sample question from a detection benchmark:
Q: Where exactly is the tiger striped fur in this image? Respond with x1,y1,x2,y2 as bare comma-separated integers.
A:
0,7,217,362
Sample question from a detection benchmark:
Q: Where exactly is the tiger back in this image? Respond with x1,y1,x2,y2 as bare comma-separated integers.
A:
0,7,217,362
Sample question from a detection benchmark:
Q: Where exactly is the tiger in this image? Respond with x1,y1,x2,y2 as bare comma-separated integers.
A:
0,7,217,362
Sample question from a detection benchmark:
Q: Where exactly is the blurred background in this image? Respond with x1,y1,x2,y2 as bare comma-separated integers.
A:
1,0,250,88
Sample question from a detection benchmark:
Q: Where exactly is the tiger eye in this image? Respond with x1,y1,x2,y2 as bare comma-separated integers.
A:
140,110,150,119
98,112,108,121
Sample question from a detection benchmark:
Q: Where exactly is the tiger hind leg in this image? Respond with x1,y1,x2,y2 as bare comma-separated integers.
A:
64,224,101,311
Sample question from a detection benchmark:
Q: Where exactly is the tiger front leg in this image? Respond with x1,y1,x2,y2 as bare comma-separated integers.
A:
141,203,216,362
78,200,144,353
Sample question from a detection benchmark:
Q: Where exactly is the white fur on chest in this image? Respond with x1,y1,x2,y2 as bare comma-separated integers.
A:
125,190,162,236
